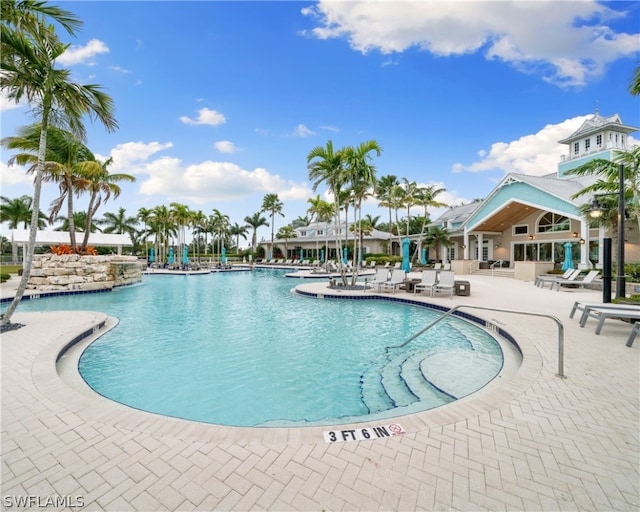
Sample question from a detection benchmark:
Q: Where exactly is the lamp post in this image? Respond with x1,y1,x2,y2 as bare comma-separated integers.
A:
589,163,625,301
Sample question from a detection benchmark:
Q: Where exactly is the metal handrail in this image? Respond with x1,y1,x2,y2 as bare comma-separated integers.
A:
386,304,566,378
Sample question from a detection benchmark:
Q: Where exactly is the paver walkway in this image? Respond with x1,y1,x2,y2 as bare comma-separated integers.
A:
1,274,639,511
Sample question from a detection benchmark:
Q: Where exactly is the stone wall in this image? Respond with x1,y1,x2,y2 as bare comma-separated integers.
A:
28,254,143,292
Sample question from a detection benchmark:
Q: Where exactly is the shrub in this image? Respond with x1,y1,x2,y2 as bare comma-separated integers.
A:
49,244,98,256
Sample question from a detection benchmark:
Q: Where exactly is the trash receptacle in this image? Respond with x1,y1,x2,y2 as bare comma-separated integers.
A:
454,280,470,296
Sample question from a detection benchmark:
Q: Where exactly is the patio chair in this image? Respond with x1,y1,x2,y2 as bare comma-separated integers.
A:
580,306,640,335
626,322,640,347
370,268,390,292
442,263,451,271
569,300,638,320
433,270,455,298
381,269,406,294
433,262,442,270
414,270,438,296
393,262,402,269
553,270,600,291
535,268,575,288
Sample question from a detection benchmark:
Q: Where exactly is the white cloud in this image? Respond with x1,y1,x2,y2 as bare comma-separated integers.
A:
293,124,316,137
0,90,24,112
451,116,589,175
180,107,226,126
304,0,640,87
137,159,311,203
110,65,132,74
57,39,109,66
0,161,32,186
214,140,237,153
99,141,174,173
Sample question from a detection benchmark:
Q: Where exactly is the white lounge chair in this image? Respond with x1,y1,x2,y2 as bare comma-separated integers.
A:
570,300,638,320
414,270,438,296
553,270,600,291
433,270,455,298
536,268,575,288
579,306,640,334
626,322,640,347
370,268,390,292
381,269,406,294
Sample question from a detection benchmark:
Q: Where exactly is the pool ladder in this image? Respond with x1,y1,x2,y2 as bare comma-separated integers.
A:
386,304,566,379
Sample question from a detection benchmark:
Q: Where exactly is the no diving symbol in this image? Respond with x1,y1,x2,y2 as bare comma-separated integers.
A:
388,423,405,435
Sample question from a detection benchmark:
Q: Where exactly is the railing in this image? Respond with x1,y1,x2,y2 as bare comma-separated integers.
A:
490,259,504,276
386,304,566,378
467,260,479,274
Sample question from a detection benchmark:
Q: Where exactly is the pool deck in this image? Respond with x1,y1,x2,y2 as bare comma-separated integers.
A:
1,273,638,511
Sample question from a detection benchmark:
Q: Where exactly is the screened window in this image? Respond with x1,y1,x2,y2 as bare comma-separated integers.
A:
538,212,570,233
585,138,591,150
513,225,528,235
596,134,602,147
573,142,579,154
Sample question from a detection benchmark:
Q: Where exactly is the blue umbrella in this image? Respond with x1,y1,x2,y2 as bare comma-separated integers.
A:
343,247,348,264
421,247,427,265
320,249,325,263
182,246,189,264
562,242,573,271
168,247,174,264
401,238,411,272
149,247,155,263
221,247,226,263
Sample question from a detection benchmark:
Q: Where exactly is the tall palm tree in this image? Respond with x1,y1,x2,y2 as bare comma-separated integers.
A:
307,194,333,261
276,225,297,259
170,202,192,262
210,209,230,263
308,140,346,272
190,210,207,261
148,205,176,263
137,206,153,258
413,185,447,261
244,211,269,251
1,3,117,326
377,174,399,255
0,195,45,229
401,178,419,236
342,140,381,275
424,226,453,263
77,157,135,251
261,193,284,260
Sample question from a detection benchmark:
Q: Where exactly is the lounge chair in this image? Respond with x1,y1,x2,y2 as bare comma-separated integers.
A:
380,269,406,294
553,270,600,291
535,268,575,288
370,268,390,292
538,269,581,289
393,262,401,269
579,306,640,334
433,262,442,270
569,300,638,320
442,263,451,271
626,322,640,347
433,270,455,298
414,270,438,296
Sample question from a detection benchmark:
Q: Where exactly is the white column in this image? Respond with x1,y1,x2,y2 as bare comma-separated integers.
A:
477,233,484,261
579,218,589,269
463,231,470,260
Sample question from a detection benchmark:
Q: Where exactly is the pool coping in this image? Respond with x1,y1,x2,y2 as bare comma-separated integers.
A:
42,285,542,447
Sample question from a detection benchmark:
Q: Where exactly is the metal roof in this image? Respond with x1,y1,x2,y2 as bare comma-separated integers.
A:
10,230,133,246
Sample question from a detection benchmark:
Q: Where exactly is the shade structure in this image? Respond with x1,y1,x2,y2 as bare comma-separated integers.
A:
168,247,174,264
401,238,411,272
421,247,427,265
221,247,226,263
182,246,189,264
343,247,348,264
562,242,573,271
149,247,155,263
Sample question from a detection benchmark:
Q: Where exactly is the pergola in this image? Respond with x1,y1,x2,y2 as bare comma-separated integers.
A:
10,230,133,262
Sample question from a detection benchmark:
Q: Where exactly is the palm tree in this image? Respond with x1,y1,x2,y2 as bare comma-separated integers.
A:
630,62,640,96
377,174,399,255
276,225,297,259
244,211,269,252
101,207,139,235
307,194,333,261
137,206,153,258
413,185,447,261
78,157,135,251
261,193,284,260
229,222,249,251
170,202,192,263
1,2,117,326
342,140,381,276
566,147,640,233
190,210,207,261
210,209,230,263
308,140,346,274
54,211,95,233
401,178,419,236
148,205,176,263
0,195,45,229
424,226,453,263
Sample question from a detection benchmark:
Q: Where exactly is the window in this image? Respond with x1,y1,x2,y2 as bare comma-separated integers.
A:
513,225,529,235
585,138,590,150
596,134,602,147
300,231,307,237
573,142,579,154
316,230,324,236
537,212,570,233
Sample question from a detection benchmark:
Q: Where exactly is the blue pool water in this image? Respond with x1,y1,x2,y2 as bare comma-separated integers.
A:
7,269,505,427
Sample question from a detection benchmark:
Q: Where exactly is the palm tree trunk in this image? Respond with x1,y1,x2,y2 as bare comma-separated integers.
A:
1,108,50,327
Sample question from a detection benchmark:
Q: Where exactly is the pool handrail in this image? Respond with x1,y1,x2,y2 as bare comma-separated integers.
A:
385,304,566,379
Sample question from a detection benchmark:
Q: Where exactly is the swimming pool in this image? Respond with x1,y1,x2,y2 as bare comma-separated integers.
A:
8,269,511,427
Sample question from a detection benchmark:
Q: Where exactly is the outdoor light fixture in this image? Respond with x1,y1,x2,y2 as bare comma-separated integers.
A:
579,238,586,245
572,232,578,237
589,198,604,219
529,235,534,240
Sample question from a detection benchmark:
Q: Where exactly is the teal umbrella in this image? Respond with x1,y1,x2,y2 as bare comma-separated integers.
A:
182,246,189,264
221,247,226,263
562,242,573,271
168,247,174,264
421,247,426,265
401,238,411,272
149,247,155,263
343,247,348,264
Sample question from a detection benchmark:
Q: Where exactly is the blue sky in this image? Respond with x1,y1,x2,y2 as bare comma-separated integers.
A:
1,0,639,245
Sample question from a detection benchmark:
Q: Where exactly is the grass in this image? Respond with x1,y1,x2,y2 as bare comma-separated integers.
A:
0,265,22,283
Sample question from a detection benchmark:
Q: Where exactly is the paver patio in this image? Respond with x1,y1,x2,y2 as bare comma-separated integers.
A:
1,273,638,511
